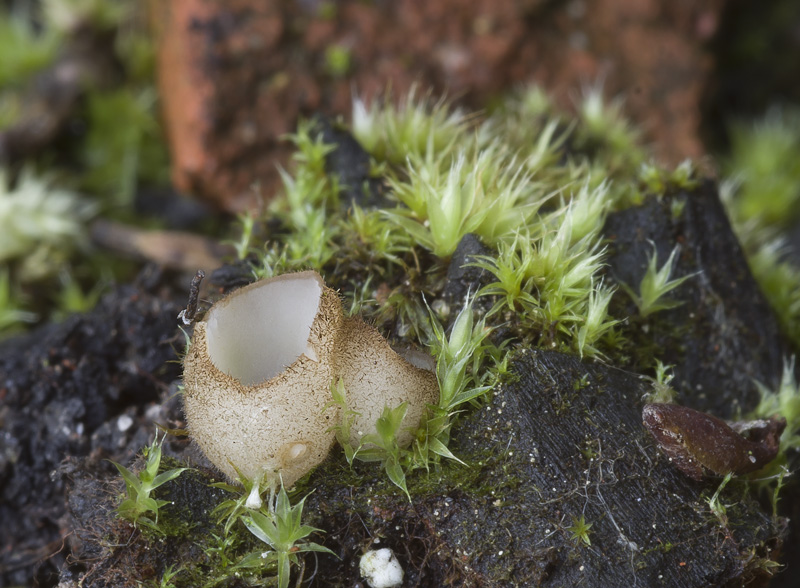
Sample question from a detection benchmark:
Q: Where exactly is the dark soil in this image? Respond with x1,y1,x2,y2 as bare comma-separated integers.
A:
51,348,789,587
0,274,184,586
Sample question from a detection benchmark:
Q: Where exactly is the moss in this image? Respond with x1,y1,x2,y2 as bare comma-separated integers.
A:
98,454,279,587
255,89,644,368
721,107,800,350
0,169,95,282
80,88,170,208
0,0,174,336
89,85,792,584
0,8,59,87
323,45,352,78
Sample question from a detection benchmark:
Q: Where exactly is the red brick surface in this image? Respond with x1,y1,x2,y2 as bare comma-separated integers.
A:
155,0,725,212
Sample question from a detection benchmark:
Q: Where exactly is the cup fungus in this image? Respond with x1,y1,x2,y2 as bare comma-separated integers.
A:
182,270,440,493
337,317,439,448
183,271,342,490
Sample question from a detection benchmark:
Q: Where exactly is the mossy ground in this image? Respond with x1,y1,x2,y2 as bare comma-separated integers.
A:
82,352,782,587
1,1,800,586
64,96,799,586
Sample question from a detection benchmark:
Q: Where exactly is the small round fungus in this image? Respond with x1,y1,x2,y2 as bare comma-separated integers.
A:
337,317,439,448
359,548,404,588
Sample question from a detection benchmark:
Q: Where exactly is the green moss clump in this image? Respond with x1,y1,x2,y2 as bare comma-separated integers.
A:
0,0,172,334
721,107,800,349
230,85,692,496
0,8,59,87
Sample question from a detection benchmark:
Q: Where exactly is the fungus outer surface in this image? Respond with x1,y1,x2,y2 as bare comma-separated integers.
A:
183,271,440,489
338,317,440,448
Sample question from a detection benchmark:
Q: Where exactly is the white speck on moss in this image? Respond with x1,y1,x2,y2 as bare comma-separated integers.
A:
360,548,403,588
245,483,262,510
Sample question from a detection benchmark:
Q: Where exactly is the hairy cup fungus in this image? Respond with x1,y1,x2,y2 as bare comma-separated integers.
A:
183,271,342,490
337,317,439,448
182,270,439,492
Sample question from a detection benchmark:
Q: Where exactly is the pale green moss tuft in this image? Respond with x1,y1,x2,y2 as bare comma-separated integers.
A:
351,87,469,164
752,357,800,453
720,107,800,349
384,146,549,258
619,244,697,317
0,269,36,336
725,107,800,228
0,168,95,281
0,7,59,86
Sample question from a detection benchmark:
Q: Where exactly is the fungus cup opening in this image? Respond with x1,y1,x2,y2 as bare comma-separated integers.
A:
204,272,324,386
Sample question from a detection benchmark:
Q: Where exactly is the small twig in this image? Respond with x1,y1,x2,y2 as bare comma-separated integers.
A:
178,270,205,325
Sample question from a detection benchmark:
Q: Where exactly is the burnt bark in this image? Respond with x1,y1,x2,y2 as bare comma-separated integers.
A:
295,350,785,587
604,181,792,418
